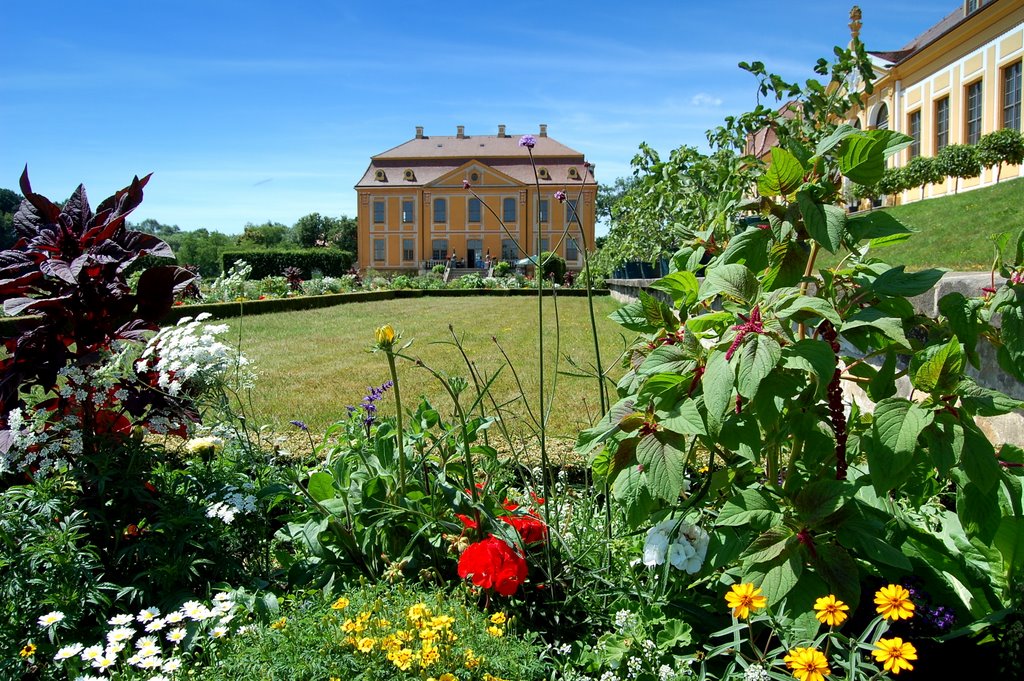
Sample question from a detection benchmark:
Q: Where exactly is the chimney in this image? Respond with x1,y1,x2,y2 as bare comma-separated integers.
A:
457,125,465,139
498,124,506,137
415,126,424,139
539,124,548,137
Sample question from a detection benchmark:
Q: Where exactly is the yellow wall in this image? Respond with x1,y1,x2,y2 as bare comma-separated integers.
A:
853,2,1024,205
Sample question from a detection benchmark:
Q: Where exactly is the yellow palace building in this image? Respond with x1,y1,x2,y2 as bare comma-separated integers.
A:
354,125,596,272
852,0,1024,202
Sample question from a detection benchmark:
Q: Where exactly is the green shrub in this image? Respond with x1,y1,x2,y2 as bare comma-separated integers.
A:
902,155,944,195
937,143,982,192
390,275,412,290
492,261,512,277
221,249,353,279
977,128,1024,179
431,264,446,274
539,251,566,283
206,585,546,681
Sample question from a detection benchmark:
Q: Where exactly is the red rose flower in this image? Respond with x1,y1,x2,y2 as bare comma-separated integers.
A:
457,536,528,596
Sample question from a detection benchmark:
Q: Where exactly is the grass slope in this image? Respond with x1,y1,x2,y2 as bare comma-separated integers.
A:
227,295,626,447
855,177,1024,271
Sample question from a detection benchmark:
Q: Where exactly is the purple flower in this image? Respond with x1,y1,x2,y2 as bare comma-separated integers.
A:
554,190,567,203
518,134,536,149
463,179,471,189
289,420,309,431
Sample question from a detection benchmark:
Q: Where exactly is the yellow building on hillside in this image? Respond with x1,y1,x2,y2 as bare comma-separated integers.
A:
853,0,1023,202
354,125,596,272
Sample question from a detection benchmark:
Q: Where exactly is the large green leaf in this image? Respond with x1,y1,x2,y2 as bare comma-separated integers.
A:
957,480,1001,543
960,422,1000,495
720,226,772,272
994,516,1024,577
609,300,659,333
735,334,782,399
872,266,946,297
794,480,850,525
781,339,836,400
846,211,914,244
909,336,965,394
815,123,859,156
868,398,933,493
716,488,783,528
940,292,983,368
811,543,861,606
867,351,898,402
659,399,707,435
686,311,733,334
955,378,1024,416
307,472,336,502
639,343,696,376
649,271,700,310
796,192,846,253
640,290,679,332
754,553,803,604
842,307,910,348
757,147,805,196
741,527,794,564
702,350,734,436
698,264,760,305
774,295,842,326
636,431,688,502
839,130,913,185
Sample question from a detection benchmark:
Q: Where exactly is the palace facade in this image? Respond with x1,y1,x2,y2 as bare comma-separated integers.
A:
853,0,1023,202
354,125,596,272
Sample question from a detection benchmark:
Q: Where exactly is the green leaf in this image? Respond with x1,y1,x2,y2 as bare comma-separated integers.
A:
649,271,700,310
955,378,1024,416
781,339,836,400
637,431,688,502
868,399,933,493
846,211,914,244
757,147,805,196
659,399,707,435
656,620,692,650
774,295,842,326
794,480,850,525
924,418,962,476
720,227,772,272
701,351,734,436
609,300,659,333
698,263,760,305
811,543,860,606
839,130,913,185
909,336,965,394
741,527,794,564
957,481,1001,543
994,516,1024,576
960,423,1000,495
815,123,859,156
640,290,679,332
735,334,782,399
940,292,983,368
716,488,783,528
639,343,697,377
685,311,733,334
796,192,846,253
867,351,898,402
872,266,946,297
756,553,803,604
842,307,910,348
307,472,336,502
761,241,809,291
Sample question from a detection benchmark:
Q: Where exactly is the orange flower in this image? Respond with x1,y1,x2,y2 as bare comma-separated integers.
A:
724,583,767,619
784,647,830,681
813,595,849,627
874,584,914,621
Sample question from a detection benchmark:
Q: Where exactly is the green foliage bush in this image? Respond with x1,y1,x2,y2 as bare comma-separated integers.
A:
937,144,982,190
492,261,512,277
222,249,353,279
978,128,1024,176
539,251,566,283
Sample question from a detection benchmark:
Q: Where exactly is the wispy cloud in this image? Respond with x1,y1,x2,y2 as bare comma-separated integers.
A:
691,93,723,107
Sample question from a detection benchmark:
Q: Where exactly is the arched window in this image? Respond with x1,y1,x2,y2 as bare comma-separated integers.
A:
874,103,889,130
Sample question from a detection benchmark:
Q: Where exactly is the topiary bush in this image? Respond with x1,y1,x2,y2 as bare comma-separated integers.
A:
937,143,982,193
539,251,566,283
977,128,1024,182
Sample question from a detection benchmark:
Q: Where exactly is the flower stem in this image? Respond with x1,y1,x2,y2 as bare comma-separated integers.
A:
385,350,406,498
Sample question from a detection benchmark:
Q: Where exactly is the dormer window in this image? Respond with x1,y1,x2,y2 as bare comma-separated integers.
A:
374,169,387,182
538,167,551,180
403,169,416,181
567,167,580,180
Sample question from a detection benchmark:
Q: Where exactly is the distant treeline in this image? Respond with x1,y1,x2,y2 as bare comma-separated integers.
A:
0,188,357,278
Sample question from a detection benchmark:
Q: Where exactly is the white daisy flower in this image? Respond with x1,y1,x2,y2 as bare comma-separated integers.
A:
37,611,65,627
81,645,104,661
210,626,228,638
54,643,83,660
166,628,187,644
137,607,161,623
107,626,134,644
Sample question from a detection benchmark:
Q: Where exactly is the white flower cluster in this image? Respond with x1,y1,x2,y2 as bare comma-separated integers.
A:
48,593,238,679
136,313,250,396
744,664,771,681
2,398,83,476
205,484,257,524
642,517,709,574
207,260,253,301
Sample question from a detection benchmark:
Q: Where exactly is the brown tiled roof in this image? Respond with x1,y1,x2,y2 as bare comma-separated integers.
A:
355,161,595,188
374,133,583,160
868,2,1000,66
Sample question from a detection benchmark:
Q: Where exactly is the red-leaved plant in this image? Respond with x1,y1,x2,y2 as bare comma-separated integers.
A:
0,169,198,462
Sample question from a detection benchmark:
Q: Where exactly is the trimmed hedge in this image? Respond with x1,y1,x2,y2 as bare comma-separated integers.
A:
221,249,353,279
0,288,611,335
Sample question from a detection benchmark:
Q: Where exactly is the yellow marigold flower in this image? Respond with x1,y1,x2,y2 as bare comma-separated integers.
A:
440,674,457,681
484,675,511,681
390,647,413,671
407,603,431,620
785,647,830,681
872,637,917,675
489,611,507,625
429,615,455,629
419,644,440,667
397,629,413,642
419,628,438,641
270,616,287,630
464,649,481,669
874,584,915,621
19,643,36,659
341,618,356,633
813,595,849,627
375,324,397,350
357,610,372,622
486,625,504,637
331,596,350,610
725,582,767,619
357,636,375,653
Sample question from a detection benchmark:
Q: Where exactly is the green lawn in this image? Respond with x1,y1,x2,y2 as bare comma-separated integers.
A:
839,176,1024,270
227,295,626,449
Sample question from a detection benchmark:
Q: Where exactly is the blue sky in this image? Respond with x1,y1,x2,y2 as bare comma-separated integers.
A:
1,1,953,235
